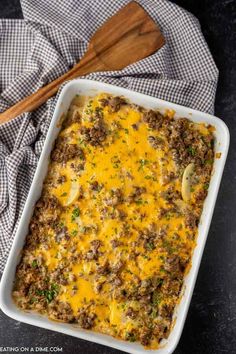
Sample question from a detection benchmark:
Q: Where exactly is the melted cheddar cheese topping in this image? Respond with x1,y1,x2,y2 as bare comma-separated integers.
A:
13,93,214,348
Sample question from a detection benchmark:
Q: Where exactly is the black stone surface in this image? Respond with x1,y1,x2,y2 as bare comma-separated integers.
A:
0,1,235,353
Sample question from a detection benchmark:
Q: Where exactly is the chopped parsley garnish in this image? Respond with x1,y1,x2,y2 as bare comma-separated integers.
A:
71,207,80,221
187,146,196,156
205,159,213,165
111,155,121,169
31,260,38,268
126,332,136,342
30,297,38,304
138,159,149,170
142,255,150,260
135,199,148,205
146,242,155,250
71,229,78,236
152,291,162,305
35,283,59,303
60,192,67,197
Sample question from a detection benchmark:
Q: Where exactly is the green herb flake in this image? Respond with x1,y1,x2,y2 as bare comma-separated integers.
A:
146,242,155,250
71,207,80,221
142,255,149,260
60,192,67,197
135,199,144,205
187,146,196,156
138,159,149,171
30,297,38,304
35,283,60,303
31,260,38,268
125,332,137,343
205,159,213,165
152,291,162,305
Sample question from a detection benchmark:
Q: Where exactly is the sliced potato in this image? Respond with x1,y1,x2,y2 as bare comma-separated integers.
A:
181,163,195,202
109,301,122,326
64,179,81,206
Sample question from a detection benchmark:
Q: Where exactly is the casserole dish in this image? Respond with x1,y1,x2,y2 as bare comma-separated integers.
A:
0,79,229,354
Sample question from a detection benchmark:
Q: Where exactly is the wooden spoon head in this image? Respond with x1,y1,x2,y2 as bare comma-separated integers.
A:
85,1,165,71
0,2,165,124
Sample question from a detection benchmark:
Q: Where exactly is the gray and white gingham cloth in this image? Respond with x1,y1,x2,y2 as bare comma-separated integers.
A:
0,0,218,272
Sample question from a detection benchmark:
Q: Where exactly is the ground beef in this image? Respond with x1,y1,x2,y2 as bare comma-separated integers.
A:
160,185,181,203
110,239,123,248
84,240,102,261
77,309,96,329
111,276,123,287
35,195,59,211
139,279,152,296
158,206,179,218
105,188,123,206
118,209,127,220
99,98,109,107
159,303,174,319
51,140,84,163
34,195,61,224
126,307,138,319
143,110,164,130
164,255,184,275
152,322,170,340
148,135,164,149
195,189,207,203
57,175,67,184
89,180,102,192
55,225,70,243
139,225,159,251
80,123,107,146
131,123,139,130
111,260,124,274
162,172,176,185
140,329,152,346
167,118,214,169
97,261,110,275
49,301,75,322
108,96,127,112
127,186,146,202
70,162,85,174
185,212,198,229
162,278,182,296
139,223,165,250
51,268,69,285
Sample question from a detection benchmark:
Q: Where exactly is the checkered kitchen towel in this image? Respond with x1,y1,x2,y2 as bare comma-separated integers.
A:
0,0,218,272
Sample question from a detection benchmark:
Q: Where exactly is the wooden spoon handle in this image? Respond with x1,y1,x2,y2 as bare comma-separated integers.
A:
0,2,165,124
0,53,103,124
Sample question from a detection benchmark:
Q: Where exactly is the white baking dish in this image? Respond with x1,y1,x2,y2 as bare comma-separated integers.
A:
0,79,229,354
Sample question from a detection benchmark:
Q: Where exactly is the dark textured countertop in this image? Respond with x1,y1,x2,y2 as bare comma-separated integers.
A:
0,0,235,353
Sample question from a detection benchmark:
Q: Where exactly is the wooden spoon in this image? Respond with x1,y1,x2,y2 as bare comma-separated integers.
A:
0,1,165,124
